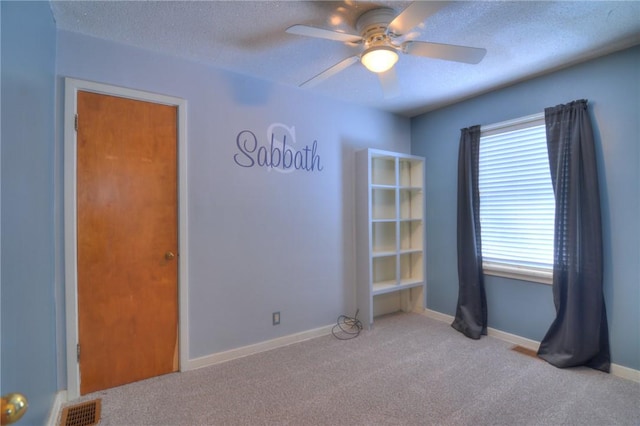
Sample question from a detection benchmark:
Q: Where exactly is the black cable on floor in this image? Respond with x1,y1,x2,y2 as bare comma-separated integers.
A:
332,309,363,340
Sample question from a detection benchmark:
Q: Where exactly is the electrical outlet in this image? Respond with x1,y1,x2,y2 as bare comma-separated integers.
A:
272,311,280,325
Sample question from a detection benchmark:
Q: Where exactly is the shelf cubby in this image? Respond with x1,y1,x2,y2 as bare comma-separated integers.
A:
372,221,397,255
399,158,423,188
400,220,423,251
371,156,396,186
400,252,424,284
372,187,396,220
372,255,397,286
399,188,423,220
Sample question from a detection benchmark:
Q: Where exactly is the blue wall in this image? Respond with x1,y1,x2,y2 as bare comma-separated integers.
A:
55,32,410,360
411,45,640,371
1,1,59,425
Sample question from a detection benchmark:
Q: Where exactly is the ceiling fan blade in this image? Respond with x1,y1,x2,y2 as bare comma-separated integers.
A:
300,56,360,88
286,25,362,43
378,68,400,99
388,1,449,36
403,41,487,64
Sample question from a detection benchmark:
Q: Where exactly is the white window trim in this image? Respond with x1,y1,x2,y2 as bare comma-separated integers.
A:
480,112,554,286
481,112,544,136
483,261,553,285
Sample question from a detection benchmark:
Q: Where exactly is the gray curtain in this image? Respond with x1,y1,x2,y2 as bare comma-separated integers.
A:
452,125,487,340
537,99,611,372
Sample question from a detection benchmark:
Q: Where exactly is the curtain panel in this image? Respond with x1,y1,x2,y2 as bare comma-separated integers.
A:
452,125,487,340
537,99,611,372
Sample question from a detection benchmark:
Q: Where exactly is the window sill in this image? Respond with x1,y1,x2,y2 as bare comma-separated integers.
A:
482,261,553,285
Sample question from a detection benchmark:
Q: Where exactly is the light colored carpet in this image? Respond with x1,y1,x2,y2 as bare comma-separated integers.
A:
68,312,640,425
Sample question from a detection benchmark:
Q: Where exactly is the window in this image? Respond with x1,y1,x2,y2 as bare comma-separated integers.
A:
479,113,555,284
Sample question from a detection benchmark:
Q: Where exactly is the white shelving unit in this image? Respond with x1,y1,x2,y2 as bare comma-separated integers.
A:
356,148,426,328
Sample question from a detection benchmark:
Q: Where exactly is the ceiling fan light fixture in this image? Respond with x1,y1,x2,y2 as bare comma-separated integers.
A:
361,46,399,73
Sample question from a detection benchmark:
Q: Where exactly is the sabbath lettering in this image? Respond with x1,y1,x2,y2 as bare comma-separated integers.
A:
233,123,323,173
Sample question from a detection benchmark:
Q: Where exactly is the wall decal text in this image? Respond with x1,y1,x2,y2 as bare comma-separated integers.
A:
233,123,323,173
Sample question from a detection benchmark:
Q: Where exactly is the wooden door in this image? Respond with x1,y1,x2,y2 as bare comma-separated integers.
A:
76,91,178,395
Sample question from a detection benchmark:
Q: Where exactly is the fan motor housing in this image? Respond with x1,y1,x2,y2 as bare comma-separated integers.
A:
356,7,396,47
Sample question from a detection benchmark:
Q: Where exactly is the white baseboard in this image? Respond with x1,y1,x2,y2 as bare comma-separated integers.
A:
187,324,334,371
46,390,67,426
421,308,455,324
486,326,541,351
610,363,640,382
421,308,639,383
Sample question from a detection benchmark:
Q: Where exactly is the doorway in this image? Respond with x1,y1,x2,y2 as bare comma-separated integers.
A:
64,79,189,399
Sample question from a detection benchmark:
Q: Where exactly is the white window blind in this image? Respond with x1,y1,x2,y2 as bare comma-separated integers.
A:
479,114,555,283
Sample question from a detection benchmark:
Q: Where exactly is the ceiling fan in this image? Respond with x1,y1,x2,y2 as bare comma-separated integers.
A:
286,2,487,94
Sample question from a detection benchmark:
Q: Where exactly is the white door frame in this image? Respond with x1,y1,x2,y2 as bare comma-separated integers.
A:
64,78,189,400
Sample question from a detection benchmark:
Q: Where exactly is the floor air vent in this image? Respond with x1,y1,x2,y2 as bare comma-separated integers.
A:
60,399,101,426
511,345,540,359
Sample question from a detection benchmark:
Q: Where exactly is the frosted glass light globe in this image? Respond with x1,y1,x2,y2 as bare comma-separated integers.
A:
361,46,399,73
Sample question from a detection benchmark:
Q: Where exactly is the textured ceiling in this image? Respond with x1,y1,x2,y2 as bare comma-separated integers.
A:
51,1,640,117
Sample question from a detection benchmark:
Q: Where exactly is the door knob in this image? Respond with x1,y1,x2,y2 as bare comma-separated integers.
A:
165,251,176,260
1,393,28,425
